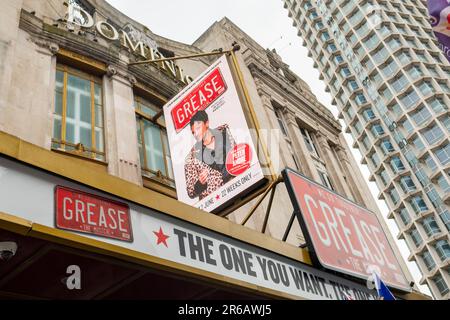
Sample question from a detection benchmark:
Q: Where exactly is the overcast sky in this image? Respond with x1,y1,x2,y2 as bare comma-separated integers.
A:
106,0,431,296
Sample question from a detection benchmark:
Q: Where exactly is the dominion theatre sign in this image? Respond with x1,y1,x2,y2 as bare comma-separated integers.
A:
65,1,194,84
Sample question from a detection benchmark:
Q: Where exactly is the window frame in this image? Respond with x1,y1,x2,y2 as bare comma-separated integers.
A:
134,95,175,186
52,64,106,162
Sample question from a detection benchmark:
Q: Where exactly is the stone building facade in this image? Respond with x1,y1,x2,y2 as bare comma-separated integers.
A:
0,0,419,297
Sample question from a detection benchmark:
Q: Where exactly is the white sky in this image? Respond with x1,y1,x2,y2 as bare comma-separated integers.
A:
106,0,431,297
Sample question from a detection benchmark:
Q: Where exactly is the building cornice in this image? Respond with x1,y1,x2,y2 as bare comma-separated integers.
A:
19,9,182,100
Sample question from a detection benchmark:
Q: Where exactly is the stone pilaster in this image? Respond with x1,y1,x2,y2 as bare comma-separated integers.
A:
334,143,366,205
315,131,354,198
103,69,142,185
284,112,321,181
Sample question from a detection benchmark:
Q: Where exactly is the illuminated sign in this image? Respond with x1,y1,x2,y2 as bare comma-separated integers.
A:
283,168,411,292
163,55,264,212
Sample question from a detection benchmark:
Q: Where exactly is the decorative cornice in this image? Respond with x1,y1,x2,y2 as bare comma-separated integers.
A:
19,9,181,100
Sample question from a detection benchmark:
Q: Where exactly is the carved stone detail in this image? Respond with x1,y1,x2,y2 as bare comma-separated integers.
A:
126,74,137,86
48,43,59,55
106,65,117,77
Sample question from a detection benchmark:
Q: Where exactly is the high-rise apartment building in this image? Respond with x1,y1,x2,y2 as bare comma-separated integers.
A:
0,0,428,299
283,0,450,299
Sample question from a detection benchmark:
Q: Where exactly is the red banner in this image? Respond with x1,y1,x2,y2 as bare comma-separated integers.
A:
170,67,227,132
283,169,410,292
55,186,133,242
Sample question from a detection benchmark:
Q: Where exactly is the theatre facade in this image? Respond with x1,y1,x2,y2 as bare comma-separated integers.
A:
0,0,427,299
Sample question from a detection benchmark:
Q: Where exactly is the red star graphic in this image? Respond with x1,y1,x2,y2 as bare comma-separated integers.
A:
153,227,170,247
216,194,220,200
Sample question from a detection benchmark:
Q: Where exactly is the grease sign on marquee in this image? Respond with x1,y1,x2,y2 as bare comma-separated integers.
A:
55,186,133,242
282,168,410,292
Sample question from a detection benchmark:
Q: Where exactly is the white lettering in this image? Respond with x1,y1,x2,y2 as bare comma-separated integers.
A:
86,203,96,226
117,210,127,232
96,21,119,41
350,216,373,262
204,83,213,98
75,200,86,223
320,201,348,253
211,75,222,92
121,31,146,58
371,226,397,271
98,206,107,228
335,208,362,258
63,197,73,220
361,221,382,265
67,3,94,28
304,194,331,246
107,208,118,230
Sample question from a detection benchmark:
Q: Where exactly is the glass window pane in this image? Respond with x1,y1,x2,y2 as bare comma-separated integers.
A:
66,122,75,144
423,125,444,145
95,129,103,152
56,70,64,89
80,94,91,123
94,83,102,105
66,90,76,119
141,104,157,117
67,74,91,123
136,118,142,144
55,91,63,116
80,127,92,149
143,120,165,174
95,105,103,128
53,116,62,140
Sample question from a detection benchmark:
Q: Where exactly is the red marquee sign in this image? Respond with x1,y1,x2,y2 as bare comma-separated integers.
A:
282,169,410,292
55,186,133,242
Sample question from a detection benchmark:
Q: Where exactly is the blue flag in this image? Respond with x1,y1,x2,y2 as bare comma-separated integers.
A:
373,272,396,300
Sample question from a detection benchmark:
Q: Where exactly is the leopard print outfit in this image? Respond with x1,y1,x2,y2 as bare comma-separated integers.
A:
185,125,236,200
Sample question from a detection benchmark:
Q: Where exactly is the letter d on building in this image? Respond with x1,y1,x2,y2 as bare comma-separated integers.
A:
66,265,81,290
66,1,94,29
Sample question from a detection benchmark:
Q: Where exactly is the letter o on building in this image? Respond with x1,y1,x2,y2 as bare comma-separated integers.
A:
96,21,119,41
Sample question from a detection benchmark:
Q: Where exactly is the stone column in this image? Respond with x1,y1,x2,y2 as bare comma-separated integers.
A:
256,88,292,174
284,112,321,181
1,14,56,150
103,67,142,185
334,142,366,205
0,0,24,112
315,131,354,198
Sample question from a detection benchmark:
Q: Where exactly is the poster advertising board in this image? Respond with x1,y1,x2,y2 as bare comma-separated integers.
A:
282,168,411,292
163,55,264,212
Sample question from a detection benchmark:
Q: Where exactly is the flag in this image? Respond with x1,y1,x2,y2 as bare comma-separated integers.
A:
372,272,396,300
427,0,450,62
